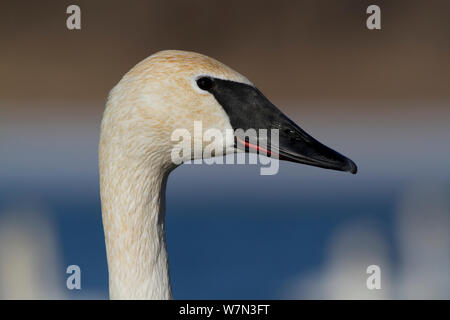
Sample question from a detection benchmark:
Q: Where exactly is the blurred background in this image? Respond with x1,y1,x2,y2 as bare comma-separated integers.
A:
1,0,449,299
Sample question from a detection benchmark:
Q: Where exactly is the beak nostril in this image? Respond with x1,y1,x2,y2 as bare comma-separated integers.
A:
284,129,296,138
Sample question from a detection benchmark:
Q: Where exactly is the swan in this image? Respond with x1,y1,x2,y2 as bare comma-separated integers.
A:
99,50,357,299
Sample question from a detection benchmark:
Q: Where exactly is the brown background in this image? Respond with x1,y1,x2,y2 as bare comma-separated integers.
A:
1,0,449,105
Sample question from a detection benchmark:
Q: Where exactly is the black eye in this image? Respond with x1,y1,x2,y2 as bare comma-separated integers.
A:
196,77,213,91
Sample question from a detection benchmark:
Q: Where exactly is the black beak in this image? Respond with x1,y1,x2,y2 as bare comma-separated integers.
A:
204,77,357,174
272,118,357,174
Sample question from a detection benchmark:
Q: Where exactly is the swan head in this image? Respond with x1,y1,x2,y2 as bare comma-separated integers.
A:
101,50,357,174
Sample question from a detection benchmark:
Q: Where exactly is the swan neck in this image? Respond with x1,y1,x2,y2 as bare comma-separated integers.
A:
100,158,172,299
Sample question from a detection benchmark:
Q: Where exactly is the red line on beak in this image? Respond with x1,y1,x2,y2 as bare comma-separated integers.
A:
235,137,279,157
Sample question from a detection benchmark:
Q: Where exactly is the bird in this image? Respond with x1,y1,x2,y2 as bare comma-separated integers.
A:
99,50,357,299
